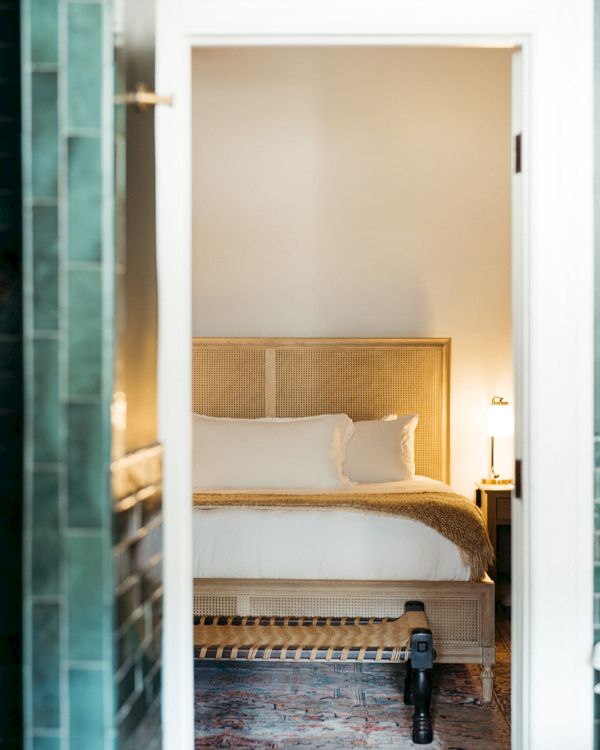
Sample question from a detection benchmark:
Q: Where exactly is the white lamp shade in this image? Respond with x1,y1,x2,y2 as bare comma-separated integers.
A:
486,401,514,437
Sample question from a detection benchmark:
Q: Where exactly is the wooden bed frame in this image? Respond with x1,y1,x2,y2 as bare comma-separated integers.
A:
192,337,495,701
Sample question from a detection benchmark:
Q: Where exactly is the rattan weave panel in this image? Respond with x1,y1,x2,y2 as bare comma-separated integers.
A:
192,345,265,418
193,593,479,645
192,338,449,482
194,595,238,616
275,346,444,480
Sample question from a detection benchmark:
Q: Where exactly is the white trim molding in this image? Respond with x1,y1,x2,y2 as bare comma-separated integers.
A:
180,0,538,37
155,2,594,749
525,3,594,749
155,0,194,748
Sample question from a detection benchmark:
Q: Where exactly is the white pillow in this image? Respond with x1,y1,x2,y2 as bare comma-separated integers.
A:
343,414,419,482
192,414,354,489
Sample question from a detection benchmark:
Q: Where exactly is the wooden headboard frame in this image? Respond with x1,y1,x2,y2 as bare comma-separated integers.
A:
192,337,451,483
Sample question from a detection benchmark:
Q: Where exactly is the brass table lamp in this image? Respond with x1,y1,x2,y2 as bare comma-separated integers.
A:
483,396,514,485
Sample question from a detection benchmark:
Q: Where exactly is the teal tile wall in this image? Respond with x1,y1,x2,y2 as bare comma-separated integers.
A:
30,0,58,65
68,138,102,262
31,471,60,595
112,448,163,749
68,669,106,750
67,271,103,394
31,604,60,728
32,206,59,331
32,338,61,463
67,4,102,131
67,404,104,526
30,73,58,198
21,1,116,750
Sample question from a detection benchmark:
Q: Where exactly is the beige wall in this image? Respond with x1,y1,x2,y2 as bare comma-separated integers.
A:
191,46,513,497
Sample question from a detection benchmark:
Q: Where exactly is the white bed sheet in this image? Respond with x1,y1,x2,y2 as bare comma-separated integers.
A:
193,477,472,581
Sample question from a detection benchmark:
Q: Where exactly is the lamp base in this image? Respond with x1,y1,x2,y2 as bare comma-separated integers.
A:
481,477,514,485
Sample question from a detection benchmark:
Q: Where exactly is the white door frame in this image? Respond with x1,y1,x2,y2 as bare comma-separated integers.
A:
155,3,594,749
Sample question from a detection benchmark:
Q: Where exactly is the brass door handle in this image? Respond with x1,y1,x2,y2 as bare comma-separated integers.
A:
115,83,173,111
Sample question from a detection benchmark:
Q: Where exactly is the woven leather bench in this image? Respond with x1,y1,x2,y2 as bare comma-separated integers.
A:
194,599,435,744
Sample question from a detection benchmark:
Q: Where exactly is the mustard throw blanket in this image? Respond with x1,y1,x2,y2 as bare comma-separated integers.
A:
193,489,493,582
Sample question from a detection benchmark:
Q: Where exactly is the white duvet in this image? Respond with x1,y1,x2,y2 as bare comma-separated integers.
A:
192,477,472,582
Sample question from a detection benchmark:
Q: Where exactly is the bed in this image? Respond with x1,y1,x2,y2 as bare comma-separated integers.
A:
191,337,495,711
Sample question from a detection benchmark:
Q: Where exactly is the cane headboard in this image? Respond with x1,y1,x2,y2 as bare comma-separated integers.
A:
191,337,450,483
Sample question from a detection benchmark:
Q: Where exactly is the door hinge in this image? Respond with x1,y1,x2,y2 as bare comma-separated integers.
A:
514,459,522,498
515,133,522,174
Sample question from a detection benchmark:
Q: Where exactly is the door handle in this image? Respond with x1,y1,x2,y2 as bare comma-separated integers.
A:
115,83,173,111
514,458,522,499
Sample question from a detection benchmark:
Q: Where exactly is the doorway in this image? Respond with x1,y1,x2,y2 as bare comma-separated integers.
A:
155,8,594,750
191,42,512,746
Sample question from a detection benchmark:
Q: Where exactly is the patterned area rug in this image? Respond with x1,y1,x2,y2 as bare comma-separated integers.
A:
194,609,511,749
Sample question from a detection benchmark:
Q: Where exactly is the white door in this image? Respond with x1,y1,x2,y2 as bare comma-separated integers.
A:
510,45,528,750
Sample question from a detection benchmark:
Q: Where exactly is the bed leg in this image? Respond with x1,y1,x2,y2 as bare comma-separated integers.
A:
481,647,495,703
410,628,434,745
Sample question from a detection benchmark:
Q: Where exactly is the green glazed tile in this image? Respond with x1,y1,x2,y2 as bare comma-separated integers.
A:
33,739,61,750
67,403,103,528
33,205,59,331
30,0,58,65
32,603,60,728
68,668,105,750
32,72,58,198
67,533,105,661
33,338,62,464
68,3,102,130
32,470,60,596
68,136,101,261
68,269,102,397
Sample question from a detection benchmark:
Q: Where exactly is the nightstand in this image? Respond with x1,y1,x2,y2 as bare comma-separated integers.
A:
476,483,514,595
